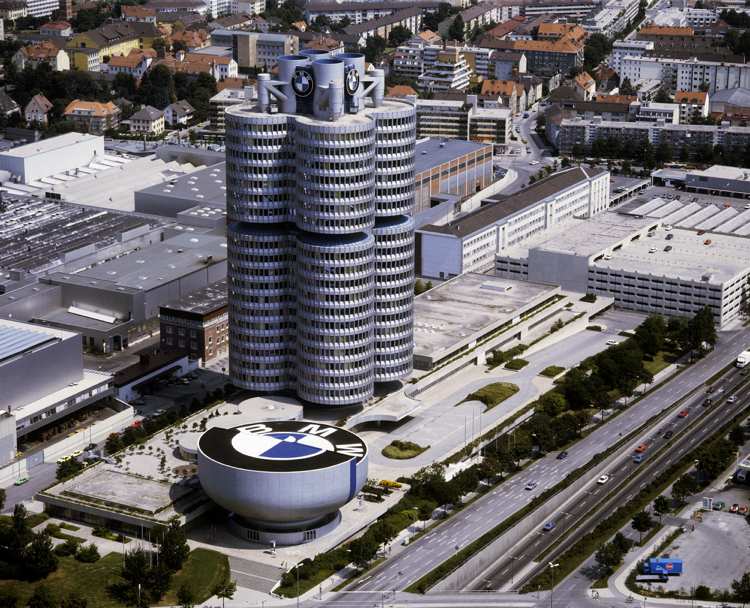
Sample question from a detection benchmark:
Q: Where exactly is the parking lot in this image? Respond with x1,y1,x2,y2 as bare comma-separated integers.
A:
652,490,750,595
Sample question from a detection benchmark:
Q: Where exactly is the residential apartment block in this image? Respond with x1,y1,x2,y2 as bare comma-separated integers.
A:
210,29,297,70
416,95,511,149
63,100,121,134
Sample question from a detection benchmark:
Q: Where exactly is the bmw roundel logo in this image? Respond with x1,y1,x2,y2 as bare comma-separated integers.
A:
199,420,367,472
292,67,315,98
345,66,360,96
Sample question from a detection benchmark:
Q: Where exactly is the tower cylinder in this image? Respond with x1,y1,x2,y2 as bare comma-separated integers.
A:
277,54,310,114
312,58,345,120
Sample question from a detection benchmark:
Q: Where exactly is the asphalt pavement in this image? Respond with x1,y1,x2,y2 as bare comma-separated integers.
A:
343,326,750,596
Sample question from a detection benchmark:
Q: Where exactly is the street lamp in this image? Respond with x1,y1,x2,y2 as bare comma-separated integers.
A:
548,561,560,608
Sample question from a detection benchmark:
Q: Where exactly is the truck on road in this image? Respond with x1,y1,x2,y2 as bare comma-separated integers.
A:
643,558,683,576
737,350,750,368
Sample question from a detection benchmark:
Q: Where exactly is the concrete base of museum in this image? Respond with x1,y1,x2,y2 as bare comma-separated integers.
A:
228,511,341,546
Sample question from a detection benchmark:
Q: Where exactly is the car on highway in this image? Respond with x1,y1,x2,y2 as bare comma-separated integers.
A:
530,160,540,165
633,454,645,463
663,430,674,439
14,477,29,486
542,521,556,531
557,451,568,460
634,443,648,453
71,450,82,458
677,409,689,418
55,455,71,464
728,395,737,403
703,398,713,407
606,339,619,346
525,481,538,491
597,474,610,484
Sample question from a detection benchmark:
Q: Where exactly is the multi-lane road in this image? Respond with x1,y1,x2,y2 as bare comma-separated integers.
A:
343,327,750,596
477,365,750,590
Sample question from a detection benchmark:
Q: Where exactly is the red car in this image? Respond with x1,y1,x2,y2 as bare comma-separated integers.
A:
678,409,689,418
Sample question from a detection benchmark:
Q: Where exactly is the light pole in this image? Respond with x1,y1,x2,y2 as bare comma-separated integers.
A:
548,561,559,608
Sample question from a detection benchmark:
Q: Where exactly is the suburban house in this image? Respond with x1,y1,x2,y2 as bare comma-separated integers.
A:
13,41,70,71
128,105,165,135
164,100,194,126
24,94,53,125
105,48,156,79
40,20,72,37
155,51,238,79
121,5,157,23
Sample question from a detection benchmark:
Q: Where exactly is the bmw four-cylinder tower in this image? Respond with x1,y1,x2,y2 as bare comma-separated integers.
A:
225,50,416,407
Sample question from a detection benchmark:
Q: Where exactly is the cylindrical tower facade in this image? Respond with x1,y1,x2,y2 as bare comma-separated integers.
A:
225,56,416,407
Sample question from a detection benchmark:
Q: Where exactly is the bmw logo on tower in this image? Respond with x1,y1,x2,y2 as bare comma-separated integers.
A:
197,420,368,545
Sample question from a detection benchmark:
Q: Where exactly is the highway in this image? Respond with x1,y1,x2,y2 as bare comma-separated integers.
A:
475,365,750,591
344,327,750,595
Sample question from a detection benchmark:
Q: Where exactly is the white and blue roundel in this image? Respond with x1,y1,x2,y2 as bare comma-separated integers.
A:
232,431,334,461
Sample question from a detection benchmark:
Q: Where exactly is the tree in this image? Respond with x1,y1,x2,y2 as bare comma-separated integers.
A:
348,535,379,568
113,73,137,99
631,511,653,544
26,585,55,608
594,541,622,574
122,548,151,589
730,424,746,446
158,516,189,572
138,64,176,109
422,2,454,32
414,279,426,295
694,586,713,601
177,583,195,608
56,458,84,481
732,572,750,607
23,532,58,581
654,88,671,103
655,140,672,165
653,495,670,522
388,25,412,47
363,35,387,64
147,563,172,602
0,488,5,512
447,14,465,42
633,315,666,356
619,77,635,96
105,432,122,455
671,473,699,504
583,33,612,71
213,576,237,608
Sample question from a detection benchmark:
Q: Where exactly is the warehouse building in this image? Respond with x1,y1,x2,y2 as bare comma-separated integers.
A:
135,162,226,216
0,319,114,466
684,165,750,198
495,209,750,327
414,138,494,213
416,167,609,279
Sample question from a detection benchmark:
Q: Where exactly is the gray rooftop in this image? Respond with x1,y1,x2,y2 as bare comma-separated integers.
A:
710,87,750,107
413,274,558,357
131,105,164,121
136,161,226,208
414,138,491,174
0,133,99,158
47,233,227,293
161,279,227,316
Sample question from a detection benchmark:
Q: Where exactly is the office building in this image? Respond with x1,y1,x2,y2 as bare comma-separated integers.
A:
225,52,416,407
210,29,297,70
416,95,511,150
417,48,472,92
160,279,228,362
558,118,750,157
414,138,494,213
208,86,255,134
416,167,609,279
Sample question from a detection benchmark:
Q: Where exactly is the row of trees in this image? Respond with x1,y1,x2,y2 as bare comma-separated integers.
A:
0,506,58,582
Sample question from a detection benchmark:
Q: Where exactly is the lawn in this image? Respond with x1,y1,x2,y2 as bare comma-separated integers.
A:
643,351,674,376
539,365,565,378
382,440,429,460
463,382,519,411
0,549,229,607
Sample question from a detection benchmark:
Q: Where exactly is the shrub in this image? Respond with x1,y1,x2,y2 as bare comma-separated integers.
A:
75,543,100,563
505,358,529,370
581,293,597,303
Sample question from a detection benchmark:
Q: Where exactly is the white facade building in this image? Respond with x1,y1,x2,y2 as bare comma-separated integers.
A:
417,48,472,92
609,39,653,75
636,102,680,124
621,55,750,94
416,167,610,279
25,0,60,18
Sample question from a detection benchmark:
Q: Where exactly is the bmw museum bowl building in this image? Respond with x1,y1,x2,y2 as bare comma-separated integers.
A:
197,420,368,544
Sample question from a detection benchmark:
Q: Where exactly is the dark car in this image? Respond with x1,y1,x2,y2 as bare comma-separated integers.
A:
703,398,713,407
557,451,568,460
666,233,674,240
663,430,674,439
664,245,673,252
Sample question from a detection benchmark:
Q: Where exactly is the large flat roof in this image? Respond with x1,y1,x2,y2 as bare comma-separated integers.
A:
160,279,227,316
592,226,750,284
414,138,490,174
137,161,226,208
47,233,227,293
688,165,750,181
413,273,558,358
0,133,100,158
419,167,605,238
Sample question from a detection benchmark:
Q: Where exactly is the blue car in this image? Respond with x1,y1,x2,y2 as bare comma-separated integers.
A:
542,521,556,532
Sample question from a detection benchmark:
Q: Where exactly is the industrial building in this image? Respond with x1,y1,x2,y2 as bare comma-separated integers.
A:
160,279,228,362
0,319,114,466
416,167,609,279
414,138,494,213
412,274,562,370
495,206,750,327
684,165,750,199
198,420,368,544
225,51,416,407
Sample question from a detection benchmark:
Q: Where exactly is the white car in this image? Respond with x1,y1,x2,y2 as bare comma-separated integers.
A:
597,474,610,484
606,339,619,346
530,160,540,165
728,395,737,403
